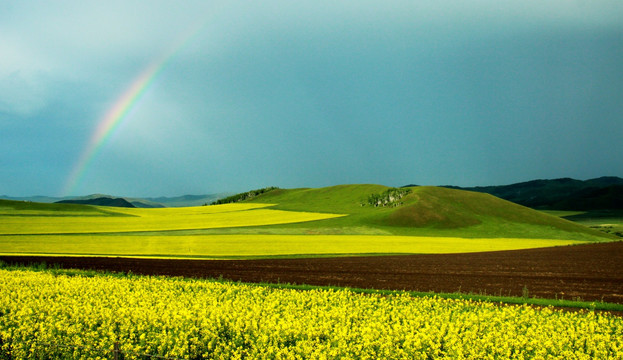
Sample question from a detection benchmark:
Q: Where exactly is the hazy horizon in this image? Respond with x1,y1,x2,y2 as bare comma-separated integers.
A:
2,1,622,197
3,175,622,199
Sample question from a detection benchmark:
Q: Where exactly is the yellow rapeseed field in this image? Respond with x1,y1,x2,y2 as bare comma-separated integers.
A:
0,235,584,258
0,203,344,234
1,269,621,359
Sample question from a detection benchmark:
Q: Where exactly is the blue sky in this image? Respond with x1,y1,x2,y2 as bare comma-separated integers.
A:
2,1,622,197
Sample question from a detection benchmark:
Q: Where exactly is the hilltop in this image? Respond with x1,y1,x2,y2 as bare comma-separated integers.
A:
243,184,613,241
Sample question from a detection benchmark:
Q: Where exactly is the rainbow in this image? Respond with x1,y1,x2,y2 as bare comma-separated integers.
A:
62,21,207,196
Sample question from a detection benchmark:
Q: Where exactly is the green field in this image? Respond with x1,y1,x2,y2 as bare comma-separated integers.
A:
543,209,623,238
0,185,615,259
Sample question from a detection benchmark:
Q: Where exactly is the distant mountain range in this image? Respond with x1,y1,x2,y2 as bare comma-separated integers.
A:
55,197,136,208
144,194,230,207
0,193,231,208
438,176,623,211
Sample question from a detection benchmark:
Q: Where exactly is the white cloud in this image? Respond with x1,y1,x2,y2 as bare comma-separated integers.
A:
0,34,52,116
0,71,49,117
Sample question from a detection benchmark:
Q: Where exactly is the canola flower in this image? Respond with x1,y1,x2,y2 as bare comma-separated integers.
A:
0,206,344,235
0,269,622,359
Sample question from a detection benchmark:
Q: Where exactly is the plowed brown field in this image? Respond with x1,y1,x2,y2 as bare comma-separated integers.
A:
2,241,622,303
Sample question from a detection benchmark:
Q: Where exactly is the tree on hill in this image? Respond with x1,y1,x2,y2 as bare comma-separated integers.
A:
365,188,412,207
209,187,279,205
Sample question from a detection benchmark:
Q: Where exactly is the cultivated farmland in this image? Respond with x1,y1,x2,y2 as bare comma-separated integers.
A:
0,186,613,259
0,185,618,298
1,184,621,359
7,240,621,304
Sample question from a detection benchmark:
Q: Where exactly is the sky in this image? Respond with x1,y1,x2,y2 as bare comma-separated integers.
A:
1,1,623,197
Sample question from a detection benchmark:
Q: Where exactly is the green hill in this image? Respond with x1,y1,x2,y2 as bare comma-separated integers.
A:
246,185,613,241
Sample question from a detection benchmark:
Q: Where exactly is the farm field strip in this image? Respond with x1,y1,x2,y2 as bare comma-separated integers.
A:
0,235,587,259
0,204,344,235
0,202,270,216
1,268,621,359
94,203,274,216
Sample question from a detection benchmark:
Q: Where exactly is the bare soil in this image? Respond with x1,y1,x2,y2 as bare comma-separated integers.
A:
2,241,622,303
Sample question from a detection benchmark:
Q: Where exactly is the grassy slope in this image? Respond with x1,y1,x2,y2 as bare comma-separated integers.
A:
247,185,613,241
548,209,623,239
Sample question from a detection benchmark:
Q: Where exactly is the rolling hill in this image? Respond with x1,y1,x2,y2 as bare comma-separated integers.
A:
0,186,615,260
244,185,613,241
4,177,620,210
1,184,615,243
